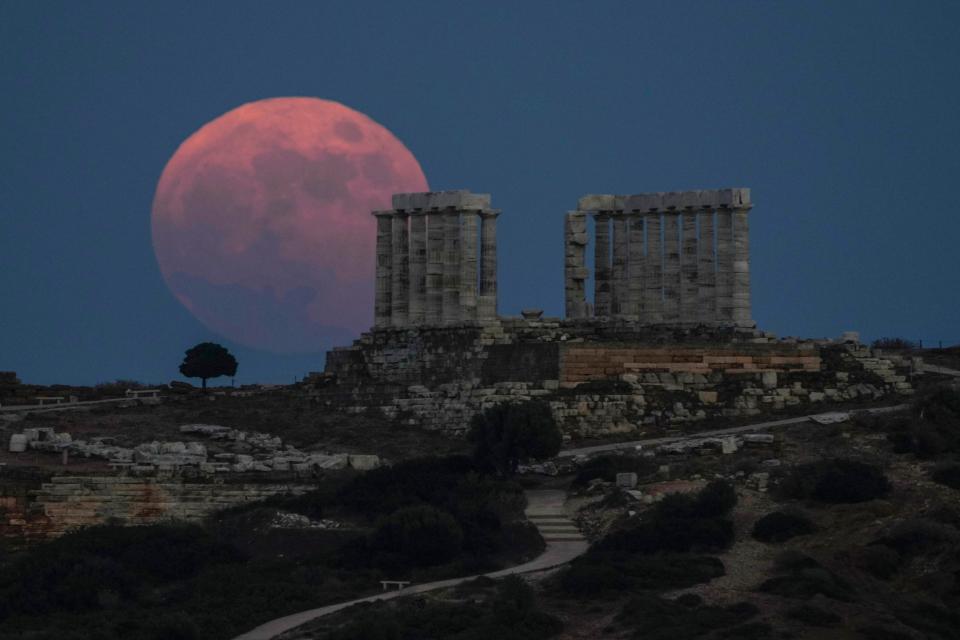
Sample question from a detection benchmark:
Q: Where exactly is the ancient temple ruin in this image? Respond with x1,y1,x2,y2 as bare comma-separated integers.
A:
373,190,499,328
316,186,914,436
566,188,753,326
373,187,754,330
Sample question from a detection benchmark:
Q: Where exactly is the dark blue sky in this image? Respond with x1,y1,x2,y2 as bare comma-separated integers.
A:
2,1,958,385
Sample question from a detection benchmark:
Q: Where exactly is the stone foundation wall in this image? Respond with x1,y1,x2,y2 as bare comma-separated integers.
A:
559,344,821,384
315,321,917,436
0,475,312,544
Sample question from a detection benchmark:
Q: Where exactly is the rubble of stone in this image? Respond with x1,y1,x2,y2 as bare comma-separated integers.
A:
7,423,379,475
1,476,315,543
268,511,341,530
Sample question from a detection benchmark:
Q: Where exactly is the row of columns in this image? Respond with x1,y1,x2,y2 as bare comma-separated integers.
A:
374,191,499,328
565,188,753,326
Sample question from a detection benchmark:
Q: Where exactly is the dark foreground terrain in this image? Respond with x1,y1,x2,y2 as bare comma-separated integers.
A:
1,375,958,640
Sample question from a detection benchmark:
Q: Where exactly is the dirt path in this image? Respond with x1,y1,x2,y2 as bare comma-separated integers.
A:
232,490,588,640
557,404,909,458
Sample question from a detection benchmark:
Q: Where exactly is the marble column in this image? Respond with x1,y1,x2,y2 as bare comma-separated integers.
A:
715,208,734,324
662,211,681,323
564,212,588,319
680,210,699,323
697,206,716,324
425,211,444,325
373,212,394,328
442,210,461,325
478,210,499,319
732,205,753,326
459,210,479,321
627,213,645,320
611,213,628,317
390,212,409,326
643,212,663,323
593,212,611,317
408,213,427,325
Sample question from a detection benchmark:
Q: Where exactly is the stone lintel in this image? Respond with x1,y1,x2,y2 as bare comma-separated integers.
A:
392,190,491,211
577,194,617,211
618,188,752,212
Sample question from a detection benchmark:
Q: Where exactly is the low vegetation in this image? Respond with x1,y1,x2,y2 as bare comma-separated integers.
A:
751,509,816,543
615,593,761,640
756,551,856,602
559,481,735,598
317,576,562,640
931,462,960,489
886,388,960,459
777,459,890,504
0,455,540,640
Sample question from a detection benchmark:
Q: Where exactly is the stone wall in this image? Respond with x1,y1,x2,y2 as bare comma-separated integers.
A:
559,344,821,384
0,475,312,544
315,320,917,436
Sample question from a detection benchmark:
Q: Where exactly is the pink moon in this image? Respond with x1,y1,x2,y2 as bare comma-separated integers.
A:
151,97,429,353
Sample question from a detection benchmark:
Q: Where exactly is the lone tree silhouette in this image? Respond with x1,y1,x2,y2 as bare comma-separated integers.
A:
178,342,238,390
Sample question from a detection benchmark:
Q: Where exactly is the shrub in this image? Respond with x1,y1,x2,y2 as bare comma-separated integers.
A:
335,455,529,563
0,524,240,617
757,553,855,602
561,553,724,598
559,561,629,596
786,604,841,627
779,459,890,503
915,387,960,427
751,510,816,543
932,462,960,489
370,505,464,568
857,625,914,640
616,594,759,640
694,480,738,518
887,398,960,459
146,613,200,640
852,545,902,580
469,401,563,475
597,481,738,555
875,518,959,557
337,455,481,516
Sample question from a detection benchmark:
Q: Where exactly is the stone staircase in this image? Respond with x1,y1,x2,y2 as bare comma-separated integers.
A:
524,490,585,543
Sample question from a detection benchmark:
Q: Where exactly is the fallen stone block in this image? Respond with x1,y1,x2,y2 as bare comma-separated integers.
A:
348,454,380,471
743,434,775,445
810,412,849,425
8,434,27,452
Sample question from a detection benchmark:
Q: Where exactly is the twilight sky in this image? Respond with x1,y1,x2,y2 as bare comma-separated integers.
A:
2,1,958,385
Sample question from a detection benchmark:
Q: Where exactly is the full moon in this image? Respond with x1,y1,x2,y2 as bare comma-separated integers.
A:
151,97,428,353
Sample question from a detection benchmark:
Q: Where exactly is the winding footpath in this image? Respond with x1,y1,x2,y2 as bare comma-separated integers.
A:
234,400,926,639
233,490,587,640
558,403,910,458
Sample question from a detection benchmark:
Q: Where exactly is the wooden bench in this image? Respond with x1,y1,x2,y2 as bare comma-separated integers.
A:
380,580,411,591
126,389,161,399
